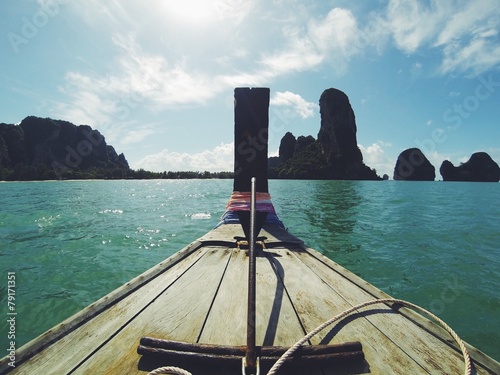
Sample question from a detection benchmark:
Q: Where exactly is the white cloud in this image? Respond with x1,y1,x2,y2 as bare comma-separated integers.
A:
120,127,156,146
111,34,218,107
308,8,360,61
211,0,254,25
359,141,394,177
260,7,370,76
440,37,500,76
427,150,449,173
487,148,500,164
133,142,234,172
52,33,227,139
434,1,497,46
260,29,324,74
385,0,500,76
54,81,120,127
52,1,500,135
270,91,317,119
218,70,273,88
386,0,446,53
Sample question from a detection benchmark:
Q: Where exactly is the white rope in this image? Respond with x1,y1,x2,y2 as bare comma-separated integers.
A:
266,298,472,375
147,366,192,375
146,299,472,375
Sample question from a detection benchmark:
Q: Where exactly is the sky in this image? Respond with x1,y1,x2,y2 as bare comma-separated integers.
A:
1,0,500,178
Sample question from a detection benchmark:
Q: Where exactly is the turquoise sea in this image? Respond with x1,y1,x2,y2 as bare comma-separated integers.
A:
0,179,499,361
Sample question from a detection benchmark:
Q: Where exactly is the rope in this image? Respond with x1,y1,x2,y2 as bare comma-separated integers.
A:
146,299,472,375
147,366,192,375
266,298,472,375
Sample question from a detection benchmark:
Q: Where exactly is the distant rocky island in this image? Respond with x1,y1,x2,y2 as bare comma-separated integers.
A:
393,148,436,181
393,148,500,182
0,88,383,182
269,88,380,180
440,152,500,182
0,117,130,180
270,88,499,182
0,117,231,181
2,90,499,182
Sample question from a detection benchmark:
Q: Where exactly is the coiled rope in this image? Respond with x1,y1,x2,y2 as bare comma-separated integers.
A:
147,366,192,375
267,298,471,375
147,298,472,375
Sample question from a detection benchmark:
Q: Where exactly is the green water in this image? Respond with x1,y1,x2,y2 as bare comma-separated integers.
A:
0,179,499,361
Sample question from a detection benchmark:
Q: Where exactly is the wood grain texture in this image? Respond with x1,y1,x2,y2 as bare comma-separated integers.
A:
3,242,207,375
73,247,232,374
2,224,499,375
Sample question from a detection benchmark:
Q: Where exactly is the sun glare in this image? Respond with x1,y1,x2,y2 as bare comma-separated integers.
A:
164,1,217,25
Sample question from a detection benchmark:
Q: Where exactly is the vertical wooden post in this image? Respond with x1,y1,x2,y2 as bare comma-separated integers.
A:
245,177,258,374
233,87,270,193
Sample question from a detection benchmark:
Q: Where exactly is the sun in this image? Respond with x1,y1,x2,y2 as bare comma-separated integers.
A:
163,1,218,25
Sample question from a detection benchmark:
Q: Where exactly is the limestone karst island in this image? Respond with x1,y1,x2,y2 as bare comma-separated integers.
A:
1,88,499,182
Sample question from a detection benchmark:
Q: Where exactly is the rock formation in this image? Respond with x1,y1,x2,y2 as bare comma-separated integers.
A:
393,148,435,181
275,136,328,179
0,116,129,180
318,88,365,179
440,152,500,182
269,88,380,180
278,132,296,163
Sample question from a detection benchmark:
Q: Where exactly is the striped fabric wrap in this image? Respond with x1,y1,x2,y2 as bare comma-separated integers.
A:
225,191,277,214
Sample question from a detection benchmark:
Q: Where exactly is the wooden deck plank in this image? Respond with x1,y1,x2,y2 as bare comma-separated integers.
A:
295,247,492,374
196,248,249,346
198,224,245,243
198,247,308,347
256,248,309,346
7,244,208,375
197,224,303,245
258,248,356,375
197,246,340,375
2,224,498,375
72,247,232,374
268,246,430,375
296,248,500,375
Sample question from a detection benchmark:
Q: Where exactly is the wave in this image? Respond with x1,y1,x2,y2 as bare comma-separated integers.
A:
190,213,211,220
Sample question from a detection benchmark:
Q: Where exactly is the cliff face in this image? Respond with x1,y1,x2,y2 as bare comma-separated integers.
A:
274,136,329,179
440,152,500,182
393,148,435,181
270,88,379,180
318,88,364,179
0,116,129,180
278,132,296,163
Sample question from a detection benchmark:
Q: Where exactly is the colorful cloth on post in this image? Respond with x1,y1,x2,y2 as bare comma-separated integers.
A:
225,191,276,214
217,191,285,228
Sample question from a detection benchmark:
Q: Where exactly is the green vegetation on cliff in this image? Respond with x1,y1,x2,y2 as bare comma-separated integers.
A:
269,136,329,179
0,166,233,181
